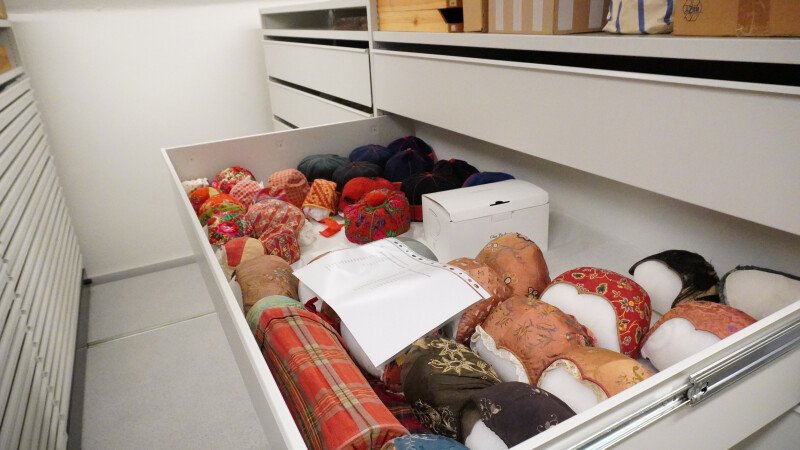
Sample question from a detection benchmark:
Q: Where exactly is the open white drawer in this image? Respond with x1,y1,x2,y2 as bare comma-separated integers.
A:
268,80,371,129
163,115,800,449
263,40,372,107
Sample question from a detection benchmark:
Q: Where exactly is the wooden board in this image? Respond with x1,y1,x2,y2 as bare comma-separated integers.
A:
377,0,461,13
0,47,12,76
379,9,464,32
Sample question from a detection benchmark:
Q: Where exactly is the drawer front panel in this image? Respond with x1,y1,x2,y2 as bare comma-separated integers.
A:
372,50,800,236
271,118,294,131
263,40,372,106
269,81,371,128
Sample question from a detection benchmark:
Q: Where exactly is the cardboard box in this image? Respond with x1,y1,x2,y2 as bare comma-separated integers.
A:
422,179,549,262
673,0,800,36
488,0,609,34
378,0,464,32
464,0,488,32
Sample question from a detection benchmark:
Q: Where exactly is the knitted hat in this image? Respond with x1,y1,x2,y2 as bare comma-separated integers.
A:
473,297,595,384
252,186,288,204
542,267,652,358
245,199,305,237
332,161,383,191
211,166,256,194
400,171,460,221
266,169,310,208
198,194,245,225
641,301,756,371
297,153,349,182
387,136,435,162
259,225,301,264
182,178,209,195
463,382,575,448
629,250,720,315
339,177,399,212
463,172,515,187
384,149,434,183
349,144,396,168
476,233,550,300
217,237,265,274
401,337,500,440
538,347,654,413
344,189,411,244
301,179,338,221
188,186,221,214
446,258,512,344
207,211,253,246
432,159,479,186
229,179,264,209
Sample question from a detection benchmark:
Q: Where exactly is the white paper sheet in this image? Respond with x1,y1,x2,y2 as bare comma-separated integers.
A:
294,238,489,366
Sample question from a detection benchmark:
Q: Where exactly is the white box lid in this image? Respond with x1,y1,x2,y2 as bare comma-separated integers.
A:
423,179,549,222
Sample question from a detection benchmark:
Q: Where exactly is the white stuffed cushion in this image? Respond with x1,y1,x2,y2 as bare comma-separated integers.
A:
725,269,800,320
470,326,529,383
640,318,720,371
464,420,508,450
537,361,606,414
541,284,620,353
341,323,385,379
632,260,682,316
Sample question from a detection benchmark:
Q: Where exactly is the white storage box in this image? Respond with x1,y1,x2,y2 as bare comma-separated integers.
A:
422,179,549,262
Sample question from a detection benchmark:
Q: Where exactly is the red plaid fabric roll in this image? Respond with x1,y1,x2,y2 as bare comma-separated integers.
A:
254,307,408,450
246,199,305,237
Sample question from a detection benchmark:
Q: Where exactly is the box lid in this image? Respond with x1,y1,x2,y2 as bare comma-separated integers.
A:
423,179,548,222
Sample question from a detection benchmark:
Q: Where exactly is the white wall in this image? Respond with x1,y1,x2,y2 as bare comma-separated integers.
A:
6,1,272,278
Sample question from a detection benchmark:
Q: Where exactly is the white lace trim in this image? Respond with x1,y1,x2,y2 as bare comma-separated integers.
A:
470,326,529,383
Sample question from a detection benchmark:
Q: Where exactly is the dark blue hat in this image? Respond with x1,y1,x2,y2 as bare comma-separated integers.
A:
387,136,436,162
401,171,461,221
332,161,382,191
432,159,479,186
349,144,396,168
297,154,349,182
462,171,515,187
384,148,434,183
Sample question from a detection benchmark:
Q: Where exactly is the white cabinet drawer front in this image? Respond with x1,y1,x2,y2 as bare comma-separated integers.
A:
263,40,372,106
269,81,370,128
372,50,800,237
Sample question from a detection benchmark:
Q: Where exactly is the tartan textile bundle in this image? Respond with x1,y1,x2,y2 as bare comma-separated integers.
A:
254,306,408,449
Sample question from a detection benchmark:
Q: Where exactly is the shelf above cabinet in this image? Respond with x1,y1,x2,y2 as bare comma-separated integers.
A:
373,31,800,65
262,29,368,42
260,0,367,15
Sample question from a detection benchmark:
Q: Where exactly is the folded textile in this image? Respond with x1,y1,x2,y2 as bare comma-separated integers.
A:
236,255,299,314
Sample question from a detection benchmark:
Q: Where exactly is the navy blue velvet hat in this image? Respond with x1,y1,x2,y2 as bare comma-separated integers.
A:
432,159,479,186
332,161,383,191
462,171,515,187
384,148,434,183
401,171,460,221
387,136,436,162
349,144,396,168
297,154,350,182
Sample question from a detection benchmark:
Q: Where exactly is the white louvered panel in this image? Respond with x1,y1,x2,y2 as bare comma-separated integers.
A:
0,92,35,149
0,330,36,450
37,212,69,383
56,250,81,450
0,80,32,124
54,241,80,425
0,104,37,170
0,272,15,336
6,170,60,288
4,168,59,288
0,146,49,256
50,235,77,420
19,230,71,450
0,135,47,249
0,298,27,424
0,124,43,204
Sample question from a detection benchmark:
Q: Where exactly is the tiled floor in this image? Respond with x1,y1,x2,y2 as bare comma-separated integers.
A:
78,264,267,449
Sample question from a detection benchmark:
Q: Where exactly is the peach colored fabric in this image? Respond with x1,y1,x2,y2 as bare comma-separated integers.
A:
481,296,594,384
476,233,550,299
448,258,512,343
642,301,756,349
543,346,654,398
